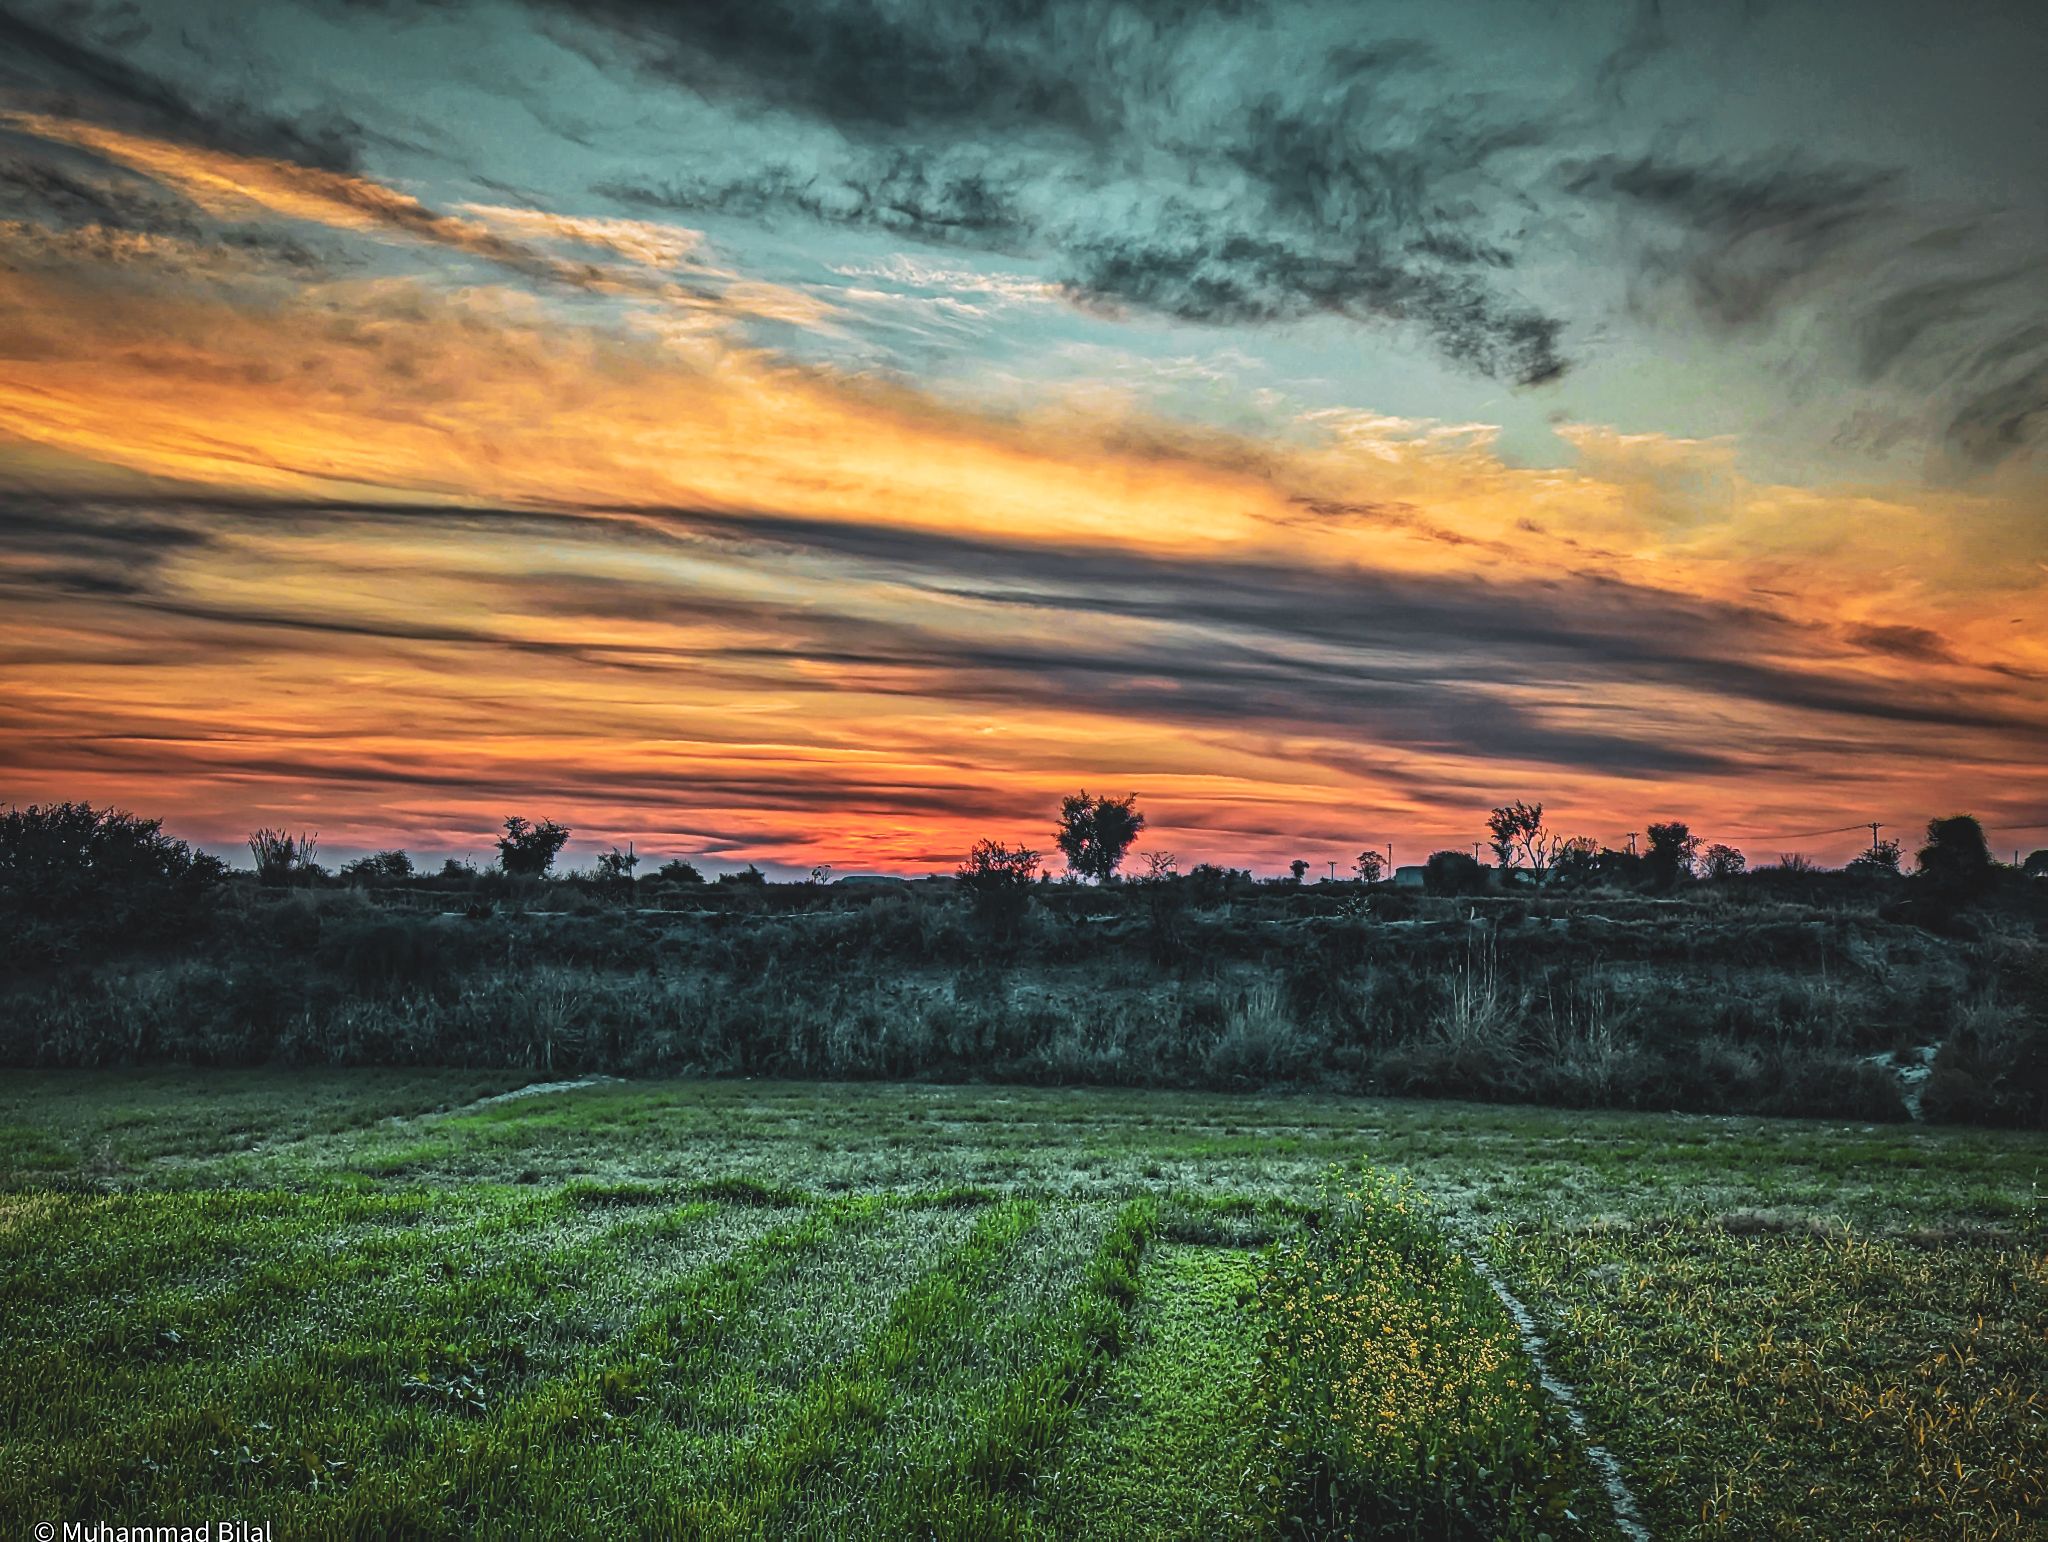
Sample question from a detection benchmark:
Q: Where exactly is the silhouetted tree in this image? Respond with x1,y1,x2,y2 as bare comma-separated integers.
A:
716,864,767,888
1487,800,1559,883
594,845,638,886
1289,858,1310,883
1143,851,1178,881
1353,850,1386,883
809,864,833,886
1916,815,1994,899
1550,837,1600,888
1056,791,1145,884
654,858,705,885
1701,843,1746,880
1847,838,1903,874
249,828,318,886
1644,822,1699,890
2024,850,2048,879
341,849,413,884
1,803,226,959
496,817,569,878
1423,849,1485,896
437,857,478,883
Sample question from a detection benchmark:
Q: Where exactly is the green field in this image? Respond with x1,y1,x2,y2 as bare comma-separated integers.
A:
2,1072,2043,1538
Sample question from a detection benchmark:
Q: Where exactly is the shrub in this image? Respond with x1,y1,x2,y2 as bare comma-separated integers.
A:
0,802,227,965
1916,815,1995,903
1922,1005,2048,1128
1702,843,1746,881
249,828,318,886
593,845,639,886
1423,850,1485,897
1246,1166,1602,1538
341,850,414,885
958,839,1041,936
1186,863,1249,907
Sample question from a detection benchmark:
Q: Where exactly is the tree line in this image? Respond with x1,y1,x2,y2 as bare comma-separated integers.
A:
3,795,2041,914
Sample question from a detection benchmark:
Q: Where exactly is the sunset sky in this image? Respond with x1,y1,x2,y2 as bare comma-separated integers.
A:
2,0,2044,873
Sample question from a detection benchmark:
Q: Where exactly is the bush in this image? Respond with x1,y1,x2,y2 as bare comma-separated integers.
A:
1423,850,1485,897
341,850,414,885
1916,815,1995,905
1922,1007,2048,1128
249,828,319,886
0,803,226,966
958,839,1041,938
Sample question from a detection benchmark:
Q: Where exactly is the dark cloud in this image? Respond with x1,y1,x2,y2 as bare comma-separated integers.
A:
0,498,211,550
1564,153,1898,328
1843,622,1956,663
0,147,166,223
0,690,1030,828
0,495,214,599
1946,358,2048,469
580,0,1570,385
0,154,334,276
1569,148,2048,465
1058,223,1565,384
644,504,2037,742
619,149,1562,384
609,153,1026,242
0,1,366,170
15,492,2038,793
538,0,1123,137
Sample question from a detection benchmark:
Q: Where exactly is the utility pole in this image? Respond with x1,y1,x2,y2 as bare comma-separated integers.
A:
1866,822,1881,855
1626,831,1638,857
1472,841,1482,861
1327,859,1337,881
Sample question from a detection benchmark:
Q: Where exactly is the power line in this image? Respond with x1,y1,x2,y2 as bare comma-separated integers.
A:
1726,819,2048,842
1720,819,1875,843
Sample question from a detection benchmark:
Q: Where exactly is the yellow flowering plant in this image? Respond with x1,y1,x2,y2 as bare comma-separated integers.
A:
1246,1165,1606,1540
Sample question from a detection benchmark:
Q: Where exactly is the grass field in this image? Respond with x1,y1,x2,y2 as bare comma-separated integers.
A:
2,1072,2043,1538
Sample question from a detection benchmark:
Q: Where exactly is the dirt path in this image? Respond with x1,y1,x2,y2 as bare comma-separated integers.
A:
1464,1248,1652,1542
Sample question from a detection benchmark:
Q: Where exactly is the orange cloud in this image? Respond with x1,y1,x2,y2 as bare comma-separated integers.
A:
456,204,708,269
0,111,834,326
